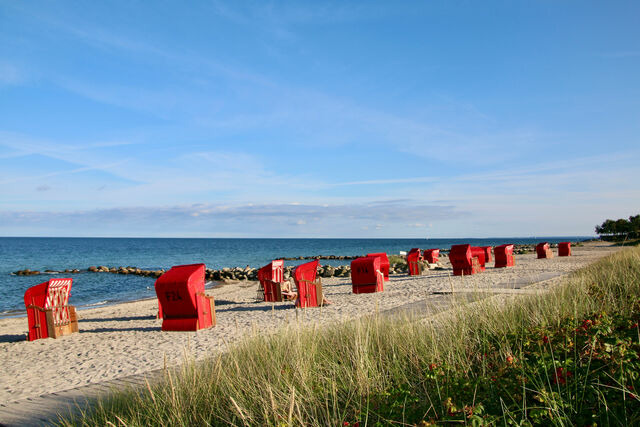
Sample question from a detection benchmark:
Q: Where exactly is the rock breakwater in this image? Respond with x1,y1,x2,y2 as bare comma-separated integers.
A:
11,243,558,280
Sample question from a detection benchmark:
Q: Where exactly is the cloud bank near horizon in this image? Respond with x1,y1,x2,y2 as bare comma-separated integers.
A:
0,201,461,237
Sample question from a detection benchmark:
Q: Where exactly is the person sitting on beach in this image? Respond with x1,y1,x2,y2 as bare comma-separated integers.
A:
282,278,332,305
280,278,297,302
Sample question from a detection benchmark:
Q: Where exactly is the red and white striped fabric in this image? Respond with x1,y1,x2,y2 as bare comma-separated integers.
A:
45,278,72,326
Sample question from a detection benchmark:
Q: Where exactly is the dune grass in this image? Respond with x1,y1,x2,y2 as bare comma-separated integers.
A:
61,247,640,426
387,254,407,266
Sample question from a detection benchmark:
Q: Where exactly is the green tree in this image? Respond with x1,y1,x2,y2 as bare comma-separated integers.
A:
629,215,640,238
595,215,639,240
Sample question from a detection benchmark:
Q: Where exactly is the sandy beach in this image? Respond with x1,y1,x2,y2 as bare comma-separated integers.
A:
0,242,620,405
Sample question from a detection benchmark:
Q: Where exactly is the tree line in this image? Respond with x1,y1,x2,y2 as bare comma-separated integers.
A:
595,214,640,240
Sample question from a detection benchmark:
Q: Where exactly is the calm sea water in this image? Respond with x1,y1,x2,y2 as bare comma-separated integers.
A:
0,237,589,317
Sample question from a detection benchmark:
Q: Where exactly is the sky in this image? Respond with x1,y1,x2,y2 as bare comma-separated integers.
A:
1,1,639,238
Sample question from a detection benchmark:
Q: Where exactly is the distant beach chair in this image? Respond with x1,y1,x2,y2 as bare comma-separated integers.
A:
449,244,482,276
480,246,493,263
258,260,285,302
407,248,423,276
536,243,554,259
351,256,384,294
24,278,78,341
293,260,323,308
366,252,390,281
423,248,440,264
470,247,487,271
154,263,216,331
558,242,572,257
494,244,515,268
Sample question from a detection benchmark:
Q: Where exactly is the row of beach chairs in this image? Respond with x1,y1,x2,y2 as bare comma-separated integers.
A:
22,242,572,339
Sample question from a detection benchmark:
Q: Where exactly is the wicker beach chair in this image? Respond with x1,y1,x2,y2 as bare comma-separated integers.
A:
366,252,390,281
494,244,515,268
24,278,79,341
423,249,440,264
558,242,572,257
293,260,323,308
536,242,554,259
470,247,487,272
449,244,482,276
480,246,493,263
351,256,384,294
407,248,423,276
154,263,216,331
258,260,285,302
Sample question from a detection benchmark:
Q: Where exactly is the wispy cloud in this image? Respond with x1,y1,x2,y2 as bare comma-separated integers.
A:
0,200,460,237
4,3,535,168
0,131,138,159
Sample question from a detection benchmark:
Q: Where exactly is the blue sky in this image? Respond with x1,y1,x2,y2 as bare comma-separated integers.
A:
1,1,639,238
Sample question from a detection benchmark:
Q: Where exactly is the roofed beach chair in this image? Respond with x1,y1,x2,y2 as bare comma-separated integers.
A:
480,246,493,263
470,247,487,271
24,278,79,341
536,242,553,259
407,248,423,276
293,260,323,308
558,242,572,257
494,244,515,268
351,256,384,294
154,263,216,331
423,249,440,264
258,260,285,302
366,252,390,281
449,244,481,276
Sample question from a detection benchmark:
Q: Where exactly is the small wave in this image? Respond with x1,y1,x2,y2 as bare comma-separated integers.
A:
81,300,109,308
0,309,26,319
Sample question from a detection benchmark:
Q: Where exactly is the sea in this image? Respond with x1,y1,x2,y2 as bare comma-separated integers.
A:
0,236,591,318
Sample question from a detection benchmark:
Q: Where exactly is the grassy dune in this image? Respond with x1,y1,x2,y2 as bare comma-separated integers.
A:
62,247,640,426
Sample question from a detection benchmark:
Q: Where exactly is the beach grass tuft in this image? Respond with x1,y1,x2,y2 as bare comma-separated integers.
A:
60,247,640,426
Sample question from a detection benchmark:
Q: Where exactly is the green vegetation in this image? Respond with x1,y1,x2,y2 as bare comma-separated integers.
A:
61,248,640,426
387,254,406,266
615,239,640,247
596,214,640,240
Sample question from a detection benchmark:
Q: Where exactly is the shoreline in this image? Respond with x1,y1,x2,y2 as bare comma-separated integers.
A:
0,241,618,405
3,241,588,317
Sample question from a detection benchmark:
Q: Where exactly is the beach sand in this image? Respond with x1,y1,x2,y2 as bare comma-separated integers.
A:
0,241,620,405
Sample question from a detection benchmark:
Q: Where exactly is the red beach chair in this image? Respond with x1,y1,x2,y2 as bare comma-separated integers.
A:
258,260,285,302
407,248,423,276
558,242,572,257
366,252,390,281
449,244,481,276
351,256,384,294
24,278,79,341
536,243,553,259
293,260,323,308
494,244,515,268
480,246,493,263
423,249,440,264
470,247,487,271
154,263,216,331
